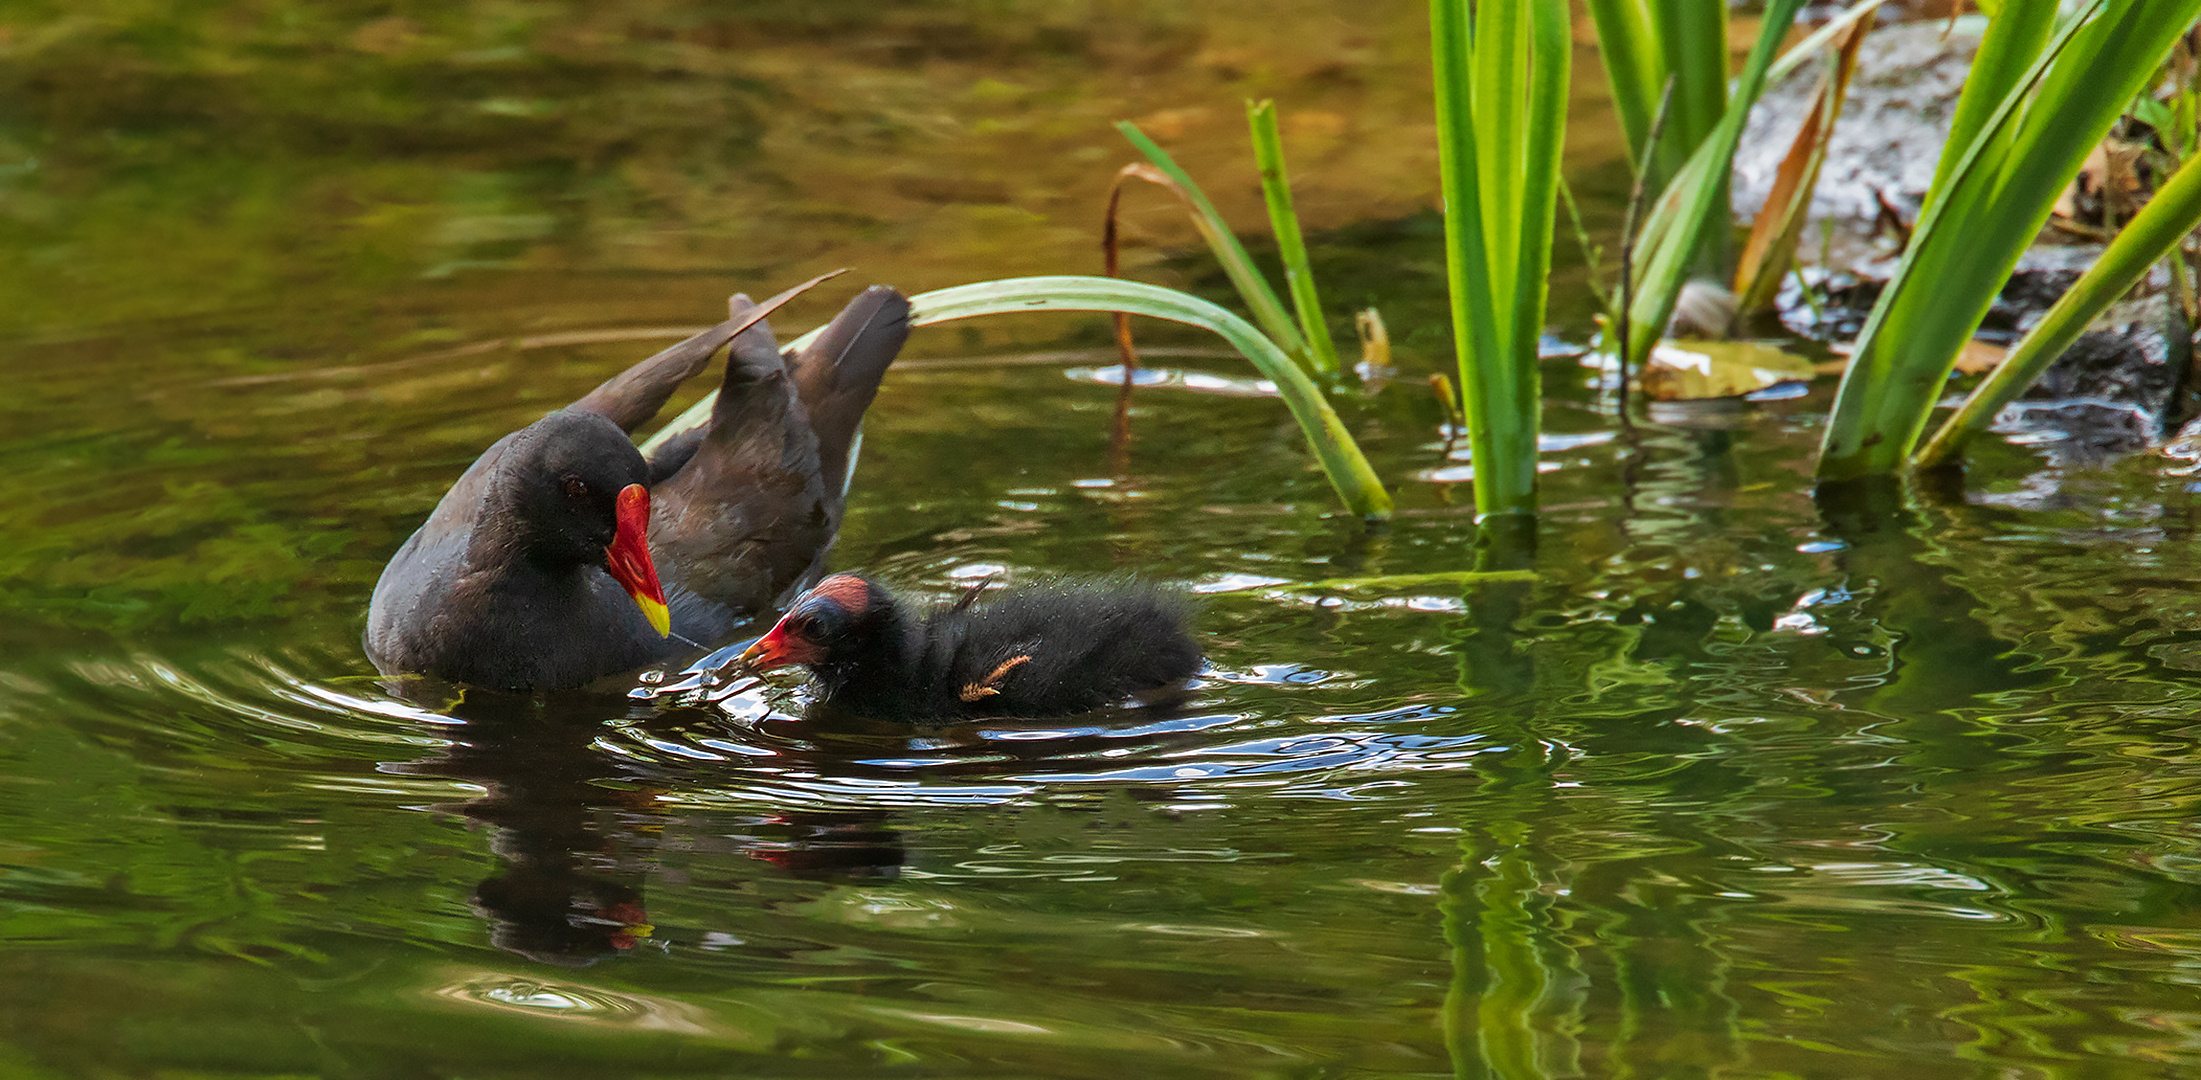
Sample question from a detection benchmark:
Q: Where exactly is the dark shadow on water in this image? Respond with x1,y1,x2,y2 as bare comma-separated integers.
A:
1813,475,2044,719
382,692,910,966
381,696,660,967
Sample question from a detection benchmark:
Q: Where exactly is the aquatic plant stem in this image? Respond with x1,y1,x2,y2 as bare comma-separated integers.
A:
1817,0,2201,479
1429,0,1570,522
1113,122,1319,373
1101,168,1144,470
1615,77,1678,433
1556,178,1612,316
1247,100,1342,376
642,276,1393,521
1582,0,1725,203
1618,0,1805,370
1915,149,2201,470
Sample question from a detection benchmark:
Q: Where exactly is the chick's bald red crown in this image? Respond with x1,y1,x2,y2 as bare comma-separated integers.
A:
807,574,873,616
740,574,883,671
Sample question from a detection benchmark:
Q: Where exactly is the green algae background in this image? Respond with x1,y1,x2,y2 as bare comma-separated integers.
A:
9,3,2201,1078
0,0,1498,641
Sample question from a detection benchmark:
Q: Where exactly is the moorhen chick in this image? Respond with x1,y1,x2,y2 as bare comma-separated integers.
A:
736,574,1202,720
366,284,911,691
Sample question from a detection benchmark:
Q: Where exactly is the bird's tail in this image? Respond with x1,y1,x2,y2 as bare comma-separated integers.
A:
570,276,831,434
789,285,911,493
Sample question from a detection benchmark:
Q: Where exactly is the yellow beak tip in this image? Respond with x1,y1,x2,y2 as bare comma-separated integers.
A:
639,598,671,638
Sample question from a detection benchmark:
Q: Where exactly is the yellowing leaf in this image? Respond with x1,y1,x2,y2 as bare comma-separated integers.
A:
1637,340,1818,401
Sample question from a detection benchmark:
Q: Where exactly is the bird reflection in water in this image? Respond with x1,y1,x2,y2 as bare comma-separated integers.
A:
744,808,904,881
383,691,905,966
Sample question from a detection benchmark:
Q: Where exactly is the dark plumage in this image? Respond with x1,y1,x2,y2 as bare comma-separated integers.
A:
366,285,911,691
738,574,1203,720
365,410,670,691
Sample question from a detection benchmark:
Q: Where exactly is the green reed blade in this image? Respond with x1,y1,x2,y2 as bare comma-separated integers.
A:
1650,0,1729,206
1620,0,1805,368
1515,0,1571,438
1765,0,1887,84
1246,100,1341,376
1584,0,1731,272
1915,149,2201,469
1113,121,1316,372
1582,0,1664,176
1431,0,1505,517
641,276,1392,521
1430,0,1570,522
1816,0,2200,480
1928,0,2058,203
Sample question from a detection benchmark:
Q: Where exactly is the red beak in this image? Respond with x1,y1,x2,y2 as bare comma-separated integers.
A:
605,484,670,637
737,617,815,672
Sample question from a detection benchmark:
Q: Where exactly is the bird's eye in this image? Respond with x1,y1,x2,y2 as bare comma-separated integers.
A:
561,476,590,501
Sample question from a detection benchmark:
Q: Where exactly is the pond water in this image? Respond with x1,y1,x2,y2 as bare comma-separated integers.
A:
9,4,2201,1078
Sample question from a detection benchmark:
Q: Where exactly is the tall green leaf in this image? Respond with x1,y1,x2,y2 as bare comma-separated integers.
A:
1655,0,1730,240
1928,0,2057,202
1619,0,1806,368
639,276,1393,521
1817,0,2201,479
1113,122,1318,373
1582,0,1727,199
1430,0,1570,521
1247,100,1342,375
1915,149,2201,469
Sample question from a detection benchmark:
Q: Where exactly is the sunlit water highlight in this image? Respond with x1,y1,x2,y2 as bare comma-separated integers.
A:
12,350,2201,1076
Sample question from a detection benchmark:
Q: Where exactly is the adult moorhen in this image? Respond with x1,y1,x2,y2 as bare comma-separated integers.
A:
366,284,911,691
736,573,1202,720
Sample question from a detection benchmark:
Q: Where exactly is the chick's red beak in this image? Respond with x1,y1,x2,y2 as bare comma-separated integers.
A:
737,616,817,672
605,484,670,638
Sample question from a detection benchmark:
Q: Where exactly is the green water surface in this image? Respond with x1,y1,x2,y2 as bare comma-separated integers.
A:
7,3,2201,1078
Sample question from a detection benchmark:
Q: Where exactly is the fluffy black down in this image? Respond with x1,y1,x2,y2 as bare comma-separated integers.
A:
806,577,1201,720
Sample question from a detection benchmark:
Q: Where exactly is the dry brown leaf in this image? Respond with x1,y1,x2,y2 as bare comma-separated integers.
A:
2056,138,2149,224
2056,142,2110,220
1733,20,1869,316
1952,338,2009,374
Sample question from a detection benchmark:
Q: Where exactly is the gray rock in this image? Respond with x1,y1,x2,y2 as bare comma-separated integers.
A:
1734,20,1981,228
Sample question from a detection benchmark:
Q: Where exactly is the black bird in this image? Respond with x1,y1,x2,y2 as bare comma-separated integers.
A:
736,573,1202,720
366,284,911,691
